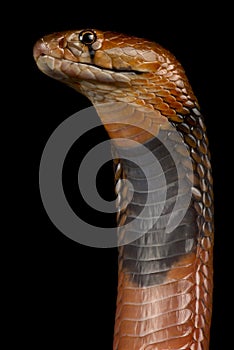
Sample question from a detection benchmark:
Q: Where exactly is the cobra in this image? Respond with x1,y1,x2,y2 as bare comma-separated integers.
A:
33,29,214,350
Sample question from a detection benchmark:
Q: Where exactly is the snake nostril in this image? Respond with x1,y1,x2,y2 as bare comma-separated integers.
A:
59,37,67,49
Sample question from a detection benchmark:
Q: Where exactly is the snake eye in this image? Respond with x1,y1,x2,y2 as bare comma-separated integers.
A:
79,30,97,45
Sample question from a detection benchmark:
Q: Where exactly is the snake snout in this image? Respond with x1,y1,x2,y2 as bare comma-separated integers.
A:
33,39,49,61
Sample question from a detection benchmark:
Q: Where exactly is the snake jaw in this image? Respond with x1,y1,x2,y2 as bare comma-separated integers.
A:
35,54,137,86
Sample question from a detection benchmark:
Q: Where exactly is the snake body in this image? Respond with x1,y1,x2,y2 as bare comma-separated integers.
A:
34,29,214,349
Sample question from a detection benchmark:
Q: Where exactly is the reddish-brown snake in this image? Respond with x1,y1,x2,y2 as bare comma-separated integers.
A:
34,29,214,349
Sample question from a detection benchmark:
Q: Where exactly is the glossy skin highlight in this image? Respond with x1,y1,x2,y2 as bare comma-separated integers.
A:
34,29,214,349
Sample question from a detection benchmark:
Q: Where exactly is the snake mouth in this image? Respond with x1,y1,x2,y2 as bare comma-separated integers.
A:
76,61,147,75
36,54,148,85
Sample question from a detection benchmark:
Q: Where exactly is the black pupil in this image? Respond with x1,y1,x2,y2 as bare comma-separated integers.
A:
80,31,95,45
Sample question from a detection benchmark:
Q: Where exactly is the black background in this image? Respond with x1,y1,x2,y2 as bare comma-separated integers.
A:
22,3,231,349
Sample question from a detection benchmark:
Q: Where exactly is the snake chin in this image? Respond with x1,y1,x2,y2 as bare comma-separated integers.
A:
36,55,69,81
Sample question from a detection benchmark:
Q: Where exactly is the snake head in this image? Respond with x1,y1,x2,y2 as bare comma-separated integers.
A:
33,29,162,81
33,29,197,146
33,28,192,95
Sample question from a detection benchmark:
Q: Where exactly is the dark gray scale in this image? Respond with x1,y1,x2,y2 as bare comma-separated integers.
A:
115,107,213,287
123,238,195,261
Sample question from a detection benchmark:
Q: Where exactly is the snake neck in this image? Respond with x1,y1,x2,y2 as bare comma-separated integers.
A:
112,107,214,350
